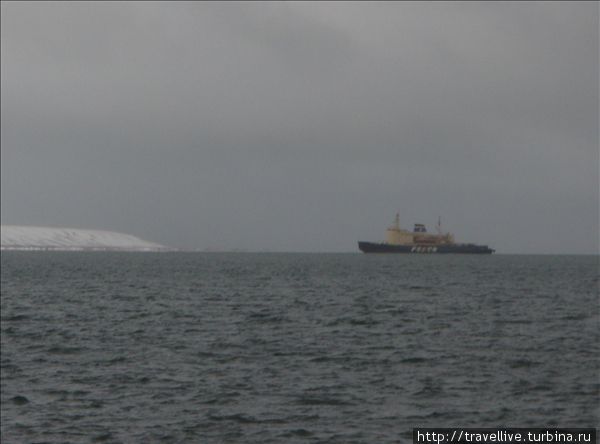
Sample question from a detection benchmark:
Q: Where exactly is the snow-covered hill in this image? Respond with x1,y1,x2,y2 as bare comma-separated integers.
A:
1,225,171,251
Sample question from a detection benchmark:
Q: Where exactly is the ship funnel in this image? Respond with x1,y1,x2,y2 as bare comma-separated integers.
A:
414,223,427,233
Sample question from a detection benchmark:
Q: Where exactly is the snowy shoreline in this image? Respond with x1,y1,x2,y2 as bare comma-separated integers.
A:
1,225,172,252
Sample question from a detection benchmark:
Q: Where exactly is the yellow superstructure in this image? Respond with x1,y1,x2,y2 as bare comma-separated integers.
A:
385,214,415,245
384,214,455,246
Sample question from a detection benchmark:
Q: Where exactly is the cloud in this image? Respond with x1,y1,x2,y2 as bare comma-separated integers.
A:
1,2,597,253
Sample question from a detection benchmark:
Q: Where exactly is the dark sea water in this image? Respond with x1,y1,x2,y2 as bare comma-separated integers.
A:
1,252,598,443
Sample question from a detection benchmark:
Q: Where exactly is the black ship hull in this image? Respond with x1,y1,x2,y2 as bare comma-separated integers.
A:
358,241,494,254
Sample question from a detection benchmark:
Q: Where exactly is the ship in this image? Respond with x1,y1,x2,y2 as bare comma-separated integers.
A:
358,214,494,254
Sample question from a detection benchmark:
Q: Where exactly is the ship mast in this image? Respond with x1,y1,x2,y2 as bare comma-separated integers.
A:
436,216,442,234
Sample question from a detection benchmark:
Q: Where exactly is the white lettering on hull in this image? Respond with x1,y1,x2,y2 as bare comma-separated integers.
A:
410,246,438,253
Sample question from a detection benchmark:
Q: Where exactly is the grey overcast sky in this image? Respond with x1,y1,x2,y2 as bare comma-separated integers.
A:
1,2,598,253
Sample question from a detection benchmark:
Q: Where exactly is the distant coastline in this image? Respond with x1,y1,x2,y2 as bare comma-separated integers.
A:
0,225,172,252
